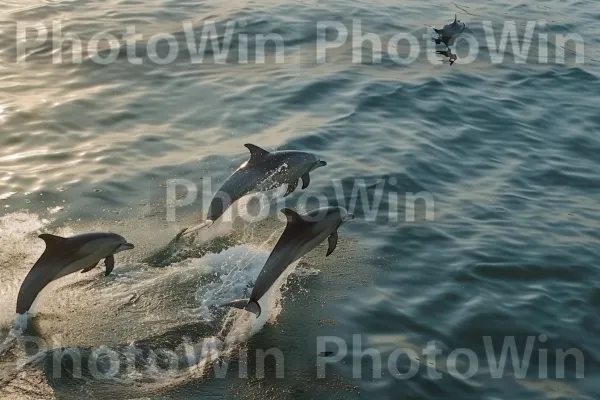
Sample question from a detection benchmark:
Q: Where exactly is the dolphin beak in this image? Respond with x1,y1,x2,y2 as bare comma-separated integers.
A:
309,160,327,172
122,243,135,250
344,213,355,222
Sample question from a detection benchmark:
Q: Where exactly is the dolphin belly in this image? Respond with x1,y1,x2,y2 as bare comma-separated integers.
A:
53,247,113,280
249,231,330,303
206,171,262,221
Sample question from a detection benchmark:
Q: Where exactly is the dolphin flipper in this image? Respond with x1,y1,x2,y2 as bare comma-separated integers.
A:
326,231,338,256
301,172,310,189
104,255,115,276
81,261,99,273
221,298,262,317
284,180,298,197
176,220,214,240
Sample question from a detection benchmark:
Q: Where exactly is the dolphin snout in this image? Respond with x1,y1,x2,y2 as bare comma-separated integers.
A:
309,160,327,172
122,242,135,250
344,213,355,222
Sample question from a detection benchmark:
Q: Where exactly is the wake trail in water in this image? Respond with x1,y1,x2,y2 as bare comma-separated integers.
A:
0,207,312,391
0,330,19,359
0,314,28,358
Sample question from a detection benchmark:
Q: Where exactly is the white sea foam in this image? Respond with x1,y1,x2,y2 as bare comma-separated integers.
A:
0,211,310,384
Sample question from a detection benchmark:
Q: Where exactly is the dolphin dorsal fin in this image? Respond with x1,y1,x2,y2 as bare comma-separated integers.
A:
244,144,269,163
280,208,303,224
38,233,65,248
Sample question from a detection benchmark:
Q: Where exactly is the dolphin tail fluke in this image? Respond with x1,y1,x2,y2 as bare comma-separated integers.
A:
175,220,214,240
245,301,261,317
220,299,261,317
221,299,249,310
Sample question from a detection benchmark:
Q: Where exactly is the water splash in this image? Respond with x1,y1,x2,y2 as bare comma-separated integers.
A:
0,210,310,388
0,212,75,329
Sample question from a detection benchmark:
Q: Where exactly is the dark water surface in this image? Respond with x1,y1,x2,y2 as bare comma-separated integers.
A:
1,0,600,399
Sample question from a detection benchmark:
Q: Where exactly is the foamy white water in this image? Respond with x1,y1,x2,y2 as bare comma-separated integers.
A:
0,209,309,387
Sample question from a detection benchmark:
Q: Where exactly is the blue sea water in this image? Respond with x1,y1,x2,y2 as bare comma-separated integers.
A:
1,0,600,399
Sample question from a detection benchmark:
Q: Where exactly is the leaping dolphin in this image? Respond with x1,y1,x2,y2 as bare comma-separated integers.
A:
433,14,466,48
221,206,354,317
16,232,135,316
176,144,327,239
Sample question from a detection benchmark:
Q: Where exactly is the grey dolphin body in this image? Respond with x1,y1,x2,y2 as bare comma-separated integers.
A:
433,14,466,47
176,143,327,239
221,206,354,317
16,232,135,315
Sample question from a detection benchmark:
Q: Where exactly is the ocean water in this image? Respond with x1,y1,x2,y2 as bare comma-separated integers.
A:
1,0,600,398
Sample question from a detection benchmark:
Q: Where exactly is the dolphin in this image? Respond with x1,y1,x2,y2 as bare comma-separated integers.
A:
16,232,135,315
221,206,354,317
433,14,466,48
176,143,327,239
